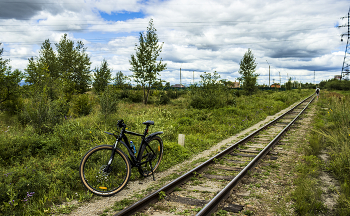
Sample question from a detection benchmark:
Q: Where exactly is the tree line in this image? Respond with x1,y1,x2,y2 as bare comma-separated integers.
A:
0,18,262,113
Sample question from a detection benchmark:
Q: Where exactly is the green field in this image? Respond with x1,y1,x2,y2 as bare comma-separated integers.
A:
0,89,313,215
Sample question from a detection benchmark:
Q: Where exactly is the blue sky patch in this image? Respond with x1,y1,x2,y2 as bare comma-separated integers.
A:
99,11,145,22
334,21,339,28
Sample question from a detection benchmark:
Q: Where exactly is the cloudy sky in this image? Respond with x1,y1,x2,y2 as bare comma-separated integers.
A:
0,0,349,86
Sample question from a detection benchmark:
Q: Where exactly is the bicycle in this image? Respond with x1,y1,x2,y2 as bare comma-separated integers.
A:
79,119,164,196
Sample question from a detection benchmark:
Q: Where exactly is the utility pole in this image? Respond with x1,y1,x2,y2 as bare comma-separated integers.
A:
279,71,281,88
193,71,194,85
339,7,350,80
180,68,182,87
266,60,270,87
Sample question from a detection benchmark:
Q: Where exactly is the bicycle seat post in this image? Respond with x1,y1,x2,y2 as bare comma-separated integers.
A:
143,125,149,137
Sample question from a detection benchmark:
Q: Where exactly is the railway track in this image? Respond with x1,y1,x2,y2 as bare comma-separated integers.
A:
115,94,316,216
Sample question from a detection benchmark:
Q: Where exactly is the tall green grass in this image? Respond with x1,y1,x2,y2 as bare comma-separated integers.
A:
315,91,350,215
0,89,312,215
291,91,350,215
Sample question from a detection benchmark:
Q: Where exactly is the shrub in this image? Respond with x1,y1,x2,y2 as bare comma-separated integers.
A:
18,94,68,134
70,94,92,117
167,89,178,99
158,91,170,105
99,86,118,117
0,96,24,115
189,72,235,109
120,89,129,99
128,90,143,103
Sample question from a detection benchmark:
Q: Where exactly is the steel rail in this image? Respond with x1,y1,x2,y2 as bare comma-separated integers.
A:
114,93,315,216
196,95,316,216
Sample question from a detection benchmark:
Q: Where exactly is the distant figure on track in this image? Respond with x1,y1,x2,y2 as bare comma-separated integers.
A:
316,87,320,99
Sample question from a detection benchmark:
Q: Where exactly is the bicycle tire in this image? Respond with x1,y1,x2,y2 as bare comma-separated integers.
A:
79,145,131,196
138,136,164,177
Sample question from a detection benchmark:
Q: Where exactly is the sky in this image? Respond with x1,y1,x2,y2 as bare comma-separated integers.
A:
0,0,349,86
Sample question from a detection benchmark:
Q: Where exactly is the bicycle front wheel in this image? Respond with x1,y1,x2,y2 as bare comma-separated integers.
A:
79,145,131,196
138,136,164,177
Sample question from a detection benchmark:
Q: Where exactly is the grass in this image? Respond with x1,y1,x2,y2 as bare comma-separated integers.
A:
0,89,313,215
291,155,327,215
313,91,350,215
291,90,350,215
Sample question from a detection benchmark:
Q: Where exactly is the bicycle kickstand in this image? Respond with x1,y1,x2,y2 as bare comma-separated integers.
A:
149,160,155,181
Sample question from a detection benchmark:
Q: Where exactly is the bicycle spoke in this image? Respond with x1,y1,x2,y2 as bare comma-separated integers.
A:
80,146,130,196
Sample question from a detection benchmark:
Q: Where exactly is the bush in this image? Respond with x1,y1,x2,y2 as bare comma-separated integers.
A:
128,90,143,103
0,96,23,115
18,94,68,134
99,87,118,117
167,89,178,99
119,89,129,99
189,72,236,109
190,94,224,109
70,94,92,117
158,91,170,105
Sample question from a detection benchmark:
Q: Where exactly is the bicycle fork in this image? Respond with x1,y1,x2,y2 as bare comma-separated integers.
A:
104,149,116,173
104,140,119,172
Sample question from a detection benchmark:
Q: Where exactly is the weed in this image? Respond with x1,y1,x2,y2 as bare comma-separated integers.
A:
242,209,253,216
113,198,135,211
173,186,183,192
158,191,166,201
191,180,204,186
54,204,77,214
190,176,198,181
214,209,228,216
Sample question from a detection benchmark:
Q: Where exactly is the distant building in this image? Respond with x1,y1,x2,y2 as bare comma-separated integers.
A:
334,75,342,80
271,83,281,88
231,82,240,88
222,81,240,88
171,84,185,88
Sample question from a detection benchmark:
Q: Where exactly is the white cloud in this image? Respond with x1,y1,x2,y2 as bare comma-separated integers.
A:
0,0,348,84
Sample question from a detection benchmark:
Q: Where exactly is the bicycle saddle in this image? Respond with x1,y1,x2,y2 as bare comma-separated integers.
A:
142,120,154,125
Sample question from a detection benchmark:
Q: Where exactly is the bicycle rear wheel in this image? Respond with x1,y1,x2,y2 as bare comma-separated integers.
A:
138,136,163,177
79,145,131,196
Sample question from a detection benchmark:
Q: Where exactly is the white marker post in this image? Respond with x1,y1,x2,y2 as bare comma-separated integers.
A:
178,134,185,147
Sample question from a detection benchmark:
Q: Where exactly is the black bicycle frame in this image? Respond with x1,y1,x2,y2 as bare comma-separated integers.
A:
109,124,156,168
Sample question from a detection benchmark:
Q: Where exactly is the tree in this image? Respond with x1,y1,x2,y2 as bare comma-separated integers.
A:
25,39,62,99
237,49,259,95
114,71,126,89
39,39,59,79
55,34,91,96
286,77,292,90
0,44,24,113
130,19,167,104
93,59,112,93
